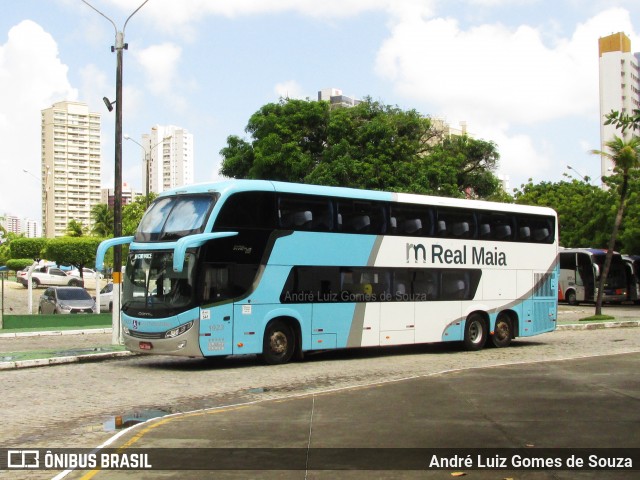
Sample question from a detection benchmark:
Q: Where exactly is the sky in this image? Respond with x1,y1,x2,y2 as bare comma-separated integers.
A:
1,0,639,224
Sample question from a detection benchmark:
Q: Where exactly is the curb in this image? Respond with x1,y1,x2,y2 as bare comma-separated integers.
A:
0,350,134,370
0,328,112,339
557,320,640,330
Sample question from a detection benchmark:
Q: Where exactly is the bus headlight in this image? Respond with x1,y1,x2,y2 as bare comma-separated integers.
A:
165,321,194,339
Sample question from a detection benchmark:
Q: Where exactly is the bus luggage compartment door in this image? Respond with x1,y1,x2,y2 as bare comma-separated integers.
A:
199,304,234,356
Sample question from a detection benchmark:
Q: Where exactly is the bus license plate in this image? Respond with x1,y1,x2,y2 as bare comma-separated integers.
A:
139,342,153,350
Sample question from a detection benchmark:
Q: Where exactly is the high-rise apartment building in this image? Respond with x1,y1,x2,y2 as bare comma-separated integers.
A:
41,101,102,237
140,125,194,194
1,215,39,238
598,32,640,179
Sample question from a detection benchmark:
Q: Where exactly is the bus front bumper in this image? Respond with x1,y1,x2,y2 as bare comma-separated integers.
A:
123,323,204,357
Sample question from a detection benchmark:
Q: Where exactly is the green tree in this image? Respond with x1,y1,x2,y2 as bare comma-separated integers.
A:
66,219,85,237
220,97,506,199
615,170,640,253
91,203,114,237
122,193,156,236
6,258,34,272
605,108,640,134
9,237,48,261
590,136,640,315
41,237,104,277
513,179,614,248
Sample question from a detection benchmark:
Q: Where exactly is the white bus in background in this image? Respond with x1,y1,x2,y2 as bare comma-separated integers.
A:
558,248,628,305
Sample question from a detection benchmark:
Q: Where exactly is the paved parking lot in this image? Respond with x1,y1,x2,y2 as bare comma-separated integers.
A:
58,351,640,479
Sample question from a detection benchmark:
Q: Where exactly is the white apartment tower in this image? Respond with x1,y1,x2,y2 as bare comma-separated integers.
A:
141,125,194,194
41,101,102,237
598,32,640,180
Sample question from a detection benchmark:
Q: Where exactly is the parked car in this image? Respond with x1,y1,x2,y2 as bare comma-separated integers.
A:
67,268,104,280
38,286,96,314
18,266,84,288
97,282,114,312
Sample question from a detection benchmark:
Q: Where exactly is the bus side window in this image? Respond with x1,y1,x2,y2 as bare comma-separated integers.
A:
479,223,491,238
413,271,438,300
203,265,230,301
441,271,469,300
215,192,276,229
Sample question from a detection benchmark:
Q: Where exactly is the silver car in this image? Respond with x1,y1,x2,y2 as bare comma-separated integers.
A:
38,287,96,314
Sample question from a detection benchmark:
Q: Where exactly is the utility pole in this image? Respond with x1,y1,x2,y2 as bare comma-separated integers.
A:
82,0,150,344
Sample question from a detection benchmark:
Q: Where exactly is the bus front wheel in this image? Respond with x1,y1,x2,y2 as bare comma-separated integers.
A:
463,314,487,351
261,320,295,365
566,290,578,306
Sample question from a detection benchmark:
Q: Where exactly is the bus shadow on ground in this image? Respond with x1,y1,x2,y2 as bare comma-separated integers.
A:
129,338,545,372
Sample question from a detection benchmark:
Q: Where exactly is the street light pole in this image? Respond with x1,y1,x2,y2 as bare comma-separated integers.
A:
82,0,149,344
124,134,172,207
566,165,590,183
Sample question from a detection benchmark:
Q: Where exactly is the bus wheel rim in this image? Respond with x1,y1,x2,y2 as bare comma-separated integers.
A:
270,331,288,354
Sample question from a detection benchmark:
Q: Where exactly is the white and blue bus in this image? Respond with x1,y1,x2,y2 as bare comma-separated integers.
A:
96,180,558,364
558,248,628,305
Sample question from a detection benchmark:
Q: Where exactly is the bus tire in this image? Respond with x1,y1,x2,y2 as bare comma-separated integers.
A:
261,320,295,365
463,313,487,351
566,290,578,306
491,313,512,348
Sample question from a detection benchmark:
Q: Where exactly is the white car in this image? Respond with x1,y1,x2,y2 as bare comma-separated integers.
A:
98,283,114,312
67,268,104,280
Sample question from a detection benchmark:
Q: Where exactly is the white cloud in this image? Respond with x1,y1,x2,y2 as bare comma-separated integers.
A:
0,20,77,220
373,7,639,186
105,0,435,36
134,42,182,95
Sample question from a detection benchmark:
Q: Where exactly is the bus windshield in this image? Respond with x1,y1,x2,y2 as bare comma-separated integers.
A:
135,194,217,242
122,251,196,316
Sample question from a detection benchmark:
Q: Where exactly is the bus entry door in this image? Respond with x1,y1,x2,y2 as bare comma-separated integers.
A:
199,304,234,356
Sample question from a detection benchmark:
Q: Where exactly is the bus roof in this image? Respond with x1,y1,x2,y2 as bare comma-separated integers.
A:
560,248,621,256
159,179,557,217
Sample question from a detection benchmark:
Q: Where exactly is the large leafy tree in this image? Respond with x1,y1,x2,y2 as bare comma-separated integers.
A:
41,237,104,277
590,136,640,314
513,179,614,248
220,97,505,198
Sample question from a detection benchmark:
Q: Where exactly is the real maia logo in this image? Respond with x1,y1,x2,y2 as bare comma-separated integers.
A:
406,243,507,266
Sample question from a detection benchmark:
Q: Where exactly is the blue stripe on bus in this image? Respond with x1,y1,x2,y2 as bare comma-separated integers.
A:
267,231,378,266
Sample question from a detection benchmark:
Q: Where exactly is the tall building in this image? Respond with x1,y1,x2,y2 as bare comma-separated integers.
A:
0,214,39,238
139,125,193,194
100,183,143,208
598,32,640,180
41,101,102,237
318,88,362,109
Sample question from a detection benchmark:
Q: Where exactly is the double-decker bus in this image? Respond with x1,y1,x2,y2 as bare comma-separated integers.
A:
96,180,558,364
558,248,627,305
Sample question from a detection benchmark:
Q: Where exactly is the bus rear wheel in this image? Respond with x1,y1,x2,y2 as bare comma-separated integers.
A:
463,314,487,351
491,313,512,348
261,320,295,365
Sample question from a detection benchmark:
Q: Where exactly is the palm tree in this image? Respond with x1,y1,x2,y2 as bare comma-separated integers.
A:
91,203,114,237
66,219,85,237
590,135,640,315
